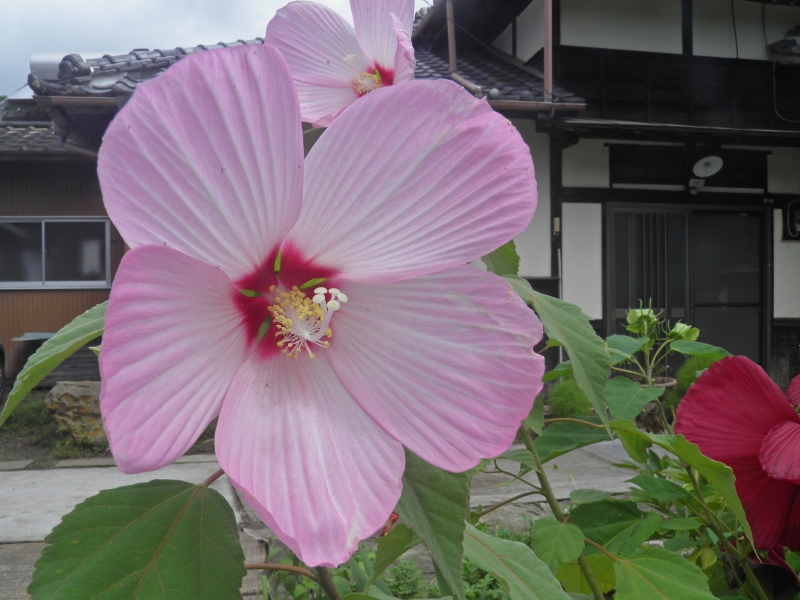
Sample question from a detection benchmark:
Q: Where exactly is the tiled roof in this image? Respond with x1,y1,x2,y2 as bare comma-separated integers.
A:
29,37,580,104
415,47,582,103
0,124,65,154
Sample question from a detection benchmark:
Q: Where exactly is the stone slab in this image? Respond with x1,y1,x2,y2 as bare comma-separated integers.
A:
0,460,33,472
0,542,46,599
55,457,117,468
174,454,217,464
0,462,238,543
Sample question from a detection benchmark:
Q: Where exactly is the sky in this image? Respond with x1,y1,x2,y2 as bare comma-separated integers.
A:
0,0,430,98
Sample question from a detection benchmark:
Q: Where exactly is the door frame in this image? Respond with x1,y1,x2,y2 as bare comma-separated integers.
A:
604,202,773,368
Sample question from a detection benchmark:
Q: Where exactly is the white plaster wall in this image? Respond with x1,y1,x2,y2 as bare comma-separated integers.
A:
768,148,800,195
517,0,545,61
511,120,551,278
562,203,603,319
561,0,682,53
563,139,610,188
693,0,800,60
493,23,514,55
775,209,800,319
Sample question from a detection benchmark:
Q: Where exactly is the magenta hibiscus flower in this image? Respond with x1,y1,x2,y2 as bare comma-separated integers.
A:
265,0,415,126
96,44,544,566
675,356,800,551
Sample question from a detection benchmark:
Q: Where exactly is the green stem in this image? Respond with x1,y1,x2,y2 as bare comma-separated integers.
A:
314,566,343,600
611,366,647,379
543,417,606,429
471,490,544,519
521,426,605,600
203,468,225,487
246,563,317,581
687,468,769,600
490,463,543,490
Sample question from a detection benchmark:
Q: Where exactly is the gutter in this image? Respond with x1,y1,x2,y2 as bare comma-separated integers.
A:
34,97,118,107
488,100,586,112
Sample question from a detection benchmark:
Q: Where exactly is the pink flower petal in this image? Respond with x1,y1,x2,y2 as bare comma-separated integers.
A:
100,246,251,473
781,492,800,551
675,356,798,463
215,352,404,567
760,421,800,483
351,0,415,72
728,456,799,549
265,1,374,127
392,13,416,84
787,374,800,409
98,45,304,282
289,80,537,284
294,81,360,128
327,265,544,472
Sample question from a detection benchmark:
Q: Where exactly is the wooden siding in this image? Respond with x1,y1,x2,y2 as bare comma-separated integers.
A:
0,160,121,379
1,290,110,376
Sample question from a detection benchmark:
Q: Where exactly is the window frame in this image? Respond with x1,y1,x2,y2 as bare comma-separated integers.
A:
0,217,111,290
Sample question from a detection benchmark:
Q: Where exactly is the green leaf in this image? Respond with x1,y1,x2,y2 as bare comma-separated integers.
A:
569,489,611,505
614,547,717,600
606,378,663,420
366,524,419,590
627,474,689,503
557,554,616,595
669,340,731,361
660,517,702,531
462,524,571,600
571,500,661,556
535,418,612,463
528,516,585,574
505,276,611,430
499,448,538,473
608,420,753,548
481,240,520,276
1,302,106,427
524,395,545,435
88,345,101,357
607,335,649,365
542,360,573,382
395,449,468,600
28,479,245,599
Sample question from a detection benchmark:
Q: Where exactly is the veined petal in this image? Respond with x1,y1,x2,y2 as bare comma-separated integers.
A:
98,45,304,282
392,13,416,84
266,1,372,87
787,374,800,409
760,421,800,483
352,0,415,71
289,80,537,284
675,356,799,463
328,265,544,472
215,352,404,567
100,246,250,473
728,456,799,550
295,81,361,129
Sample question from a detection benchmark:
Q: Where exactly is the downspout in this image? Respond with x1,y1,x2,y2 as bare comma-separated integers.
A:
447,0,484,97
544,0,553,102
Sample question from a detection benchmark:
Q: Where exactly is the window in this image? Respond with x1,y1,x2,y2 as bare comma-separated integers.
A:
0,219,110,288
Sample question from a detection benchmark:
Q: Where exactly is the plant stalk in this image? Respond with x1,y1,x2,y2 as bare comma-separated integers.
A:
521,426,605,600
687,467,769,600
314,566,343,600
472,490,544,519
246,563,317,581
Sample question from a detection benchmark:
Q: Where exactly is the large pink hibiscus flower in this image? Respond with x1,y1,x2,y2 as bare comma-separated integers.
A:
265,0,415,126
675,356,800,551
97,44,544,566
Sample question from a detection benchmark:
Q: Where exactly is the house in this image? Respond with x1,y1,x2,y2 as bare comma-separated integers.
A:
414,0,800,386
3,0,799,387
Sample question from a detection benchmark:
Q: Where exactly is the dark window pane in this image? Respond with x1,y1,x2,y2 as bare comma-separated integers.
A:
667,215,687,311
690,213,760,304
692,307,760,362
0,222,42,283
44,222,106,282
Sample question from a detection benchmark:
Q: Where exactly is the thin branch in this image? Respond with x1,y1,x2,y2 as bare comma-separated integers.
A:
490,464,542,490
245,563,317,581
520,425,605,600
583,537,618,561
543,417,606,430
315,566,343,600
472,491,545,519
203,468,225,487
